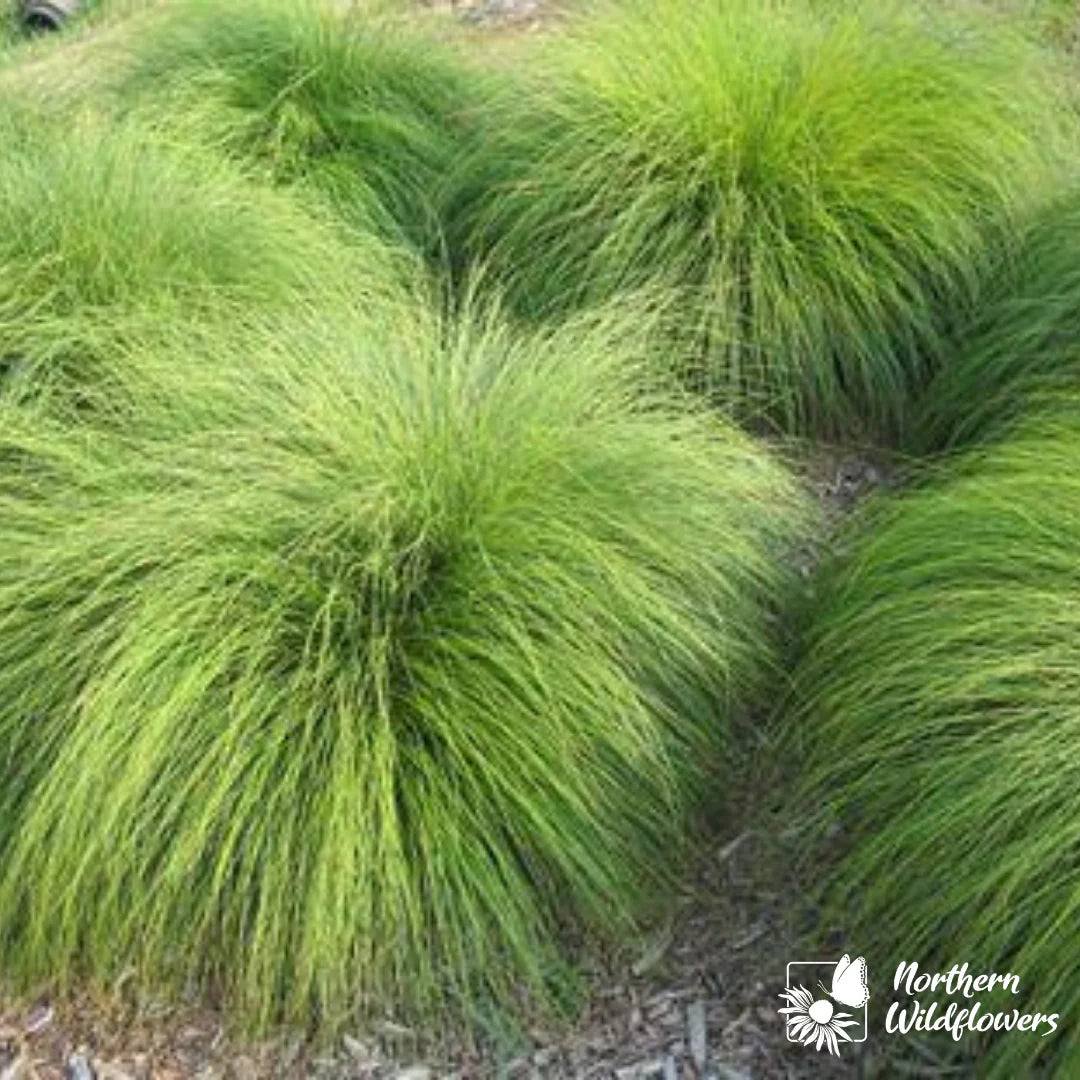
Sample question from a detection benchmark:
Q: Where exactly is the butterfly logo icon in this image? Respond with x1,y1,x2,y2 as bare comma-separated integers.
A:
780,954,870,1055
822,953,870,1009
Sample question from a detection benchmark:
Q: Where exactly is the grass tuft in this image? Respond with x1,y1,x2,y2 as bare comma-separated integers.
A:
0,102,406,411
914,187,1080,451
0,300,811,1035
458,0,1071,437
110,0,490,258
788,406,1080,1076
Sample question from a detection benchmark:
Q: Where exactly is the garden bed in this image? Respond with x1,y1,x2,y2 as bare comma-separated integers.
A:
1,0,1078,1076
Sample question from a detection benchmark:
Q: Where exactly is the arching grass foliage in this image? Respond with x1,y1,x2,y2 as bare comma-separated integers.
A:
788,406,1080,1076
0,300,812,1034
459,0,1071,437
0,102,404,411
915,188,1080,452
110,0,490,258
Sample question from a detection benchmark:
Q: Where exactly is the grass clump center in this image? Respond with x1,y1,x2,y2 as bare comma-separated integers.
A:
461,0,1069,437
0,303,810,1034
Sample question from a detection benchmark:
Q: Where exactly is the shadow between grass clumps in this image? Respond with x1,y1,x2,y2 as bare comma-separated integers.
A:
913,186,1080,454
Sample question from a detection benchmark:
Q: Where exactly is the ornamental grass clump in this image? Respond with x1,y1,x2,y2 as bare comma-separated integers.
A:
0,103,403,409
915,188,1080,451
461,0,1069,437
788,406,1080,1076
112,0,488,258
0,301,811,1034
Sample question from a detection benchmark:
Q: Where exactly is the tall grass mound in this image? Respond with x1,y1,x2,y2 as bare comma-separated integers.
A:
915,188,1080,451
111,0,488,258
0,102,403,409
0,301,811,1034
788,407,1080,1076
460,0,1070,437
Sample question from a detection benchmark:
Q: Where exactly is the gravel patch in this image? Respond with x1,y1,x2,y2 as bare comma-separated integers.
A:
420,0,550,30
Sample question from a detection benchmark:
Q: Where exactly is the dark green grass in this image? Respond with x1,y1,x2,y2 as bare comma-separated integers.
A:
0,101,406,410
0,299,813,1036
787,406,1080,1076
915,187,1080,451
456,0,1072,438
110,0,492,259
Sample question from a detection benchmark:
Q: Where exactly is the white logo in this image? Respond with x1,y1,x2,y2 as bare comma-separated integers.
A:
886,961,1059,1040
780,954,870,1055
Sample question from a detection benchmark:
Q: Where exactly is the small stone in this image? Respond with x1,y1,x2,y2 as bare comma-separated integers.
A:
714,1065,752,1080
1,1057,33,1080
663,1058,678,1080
66,1055,95,1080
227,1058,258,1080
342,1036,372,1063
23,1005,53,1036
686,1000,707,1071
96,1066,135,1080
615,1063,666,1080
394,1068,431,1080
532,1047,556,1068
377,1021,416,1040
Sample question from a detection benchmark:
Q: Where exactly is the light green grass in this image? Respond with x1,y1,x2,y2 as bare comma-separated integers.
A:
457,0,1072,438
0,298,812,1036
1002,0,1080,50
787,407,1080,1076
109,0,492,260
0,101,407,411
0,0,153,59
915,188,1080,451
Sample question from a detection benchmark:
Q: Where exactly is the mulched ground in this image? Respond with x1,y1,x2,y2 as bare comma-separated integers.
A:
0,819,869,1080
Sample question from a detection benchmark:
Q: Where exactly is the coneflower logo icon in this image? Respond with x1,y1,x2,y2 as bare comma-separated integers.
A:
780,954,870,1055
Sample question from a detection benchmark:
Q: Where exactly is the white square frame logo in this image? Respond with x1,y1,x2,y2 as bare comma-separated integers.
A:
785,960,869,1043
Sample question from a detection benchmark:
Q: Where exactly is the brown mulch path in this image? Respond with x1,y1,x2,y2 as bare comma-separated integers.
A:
0,816,876,1080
